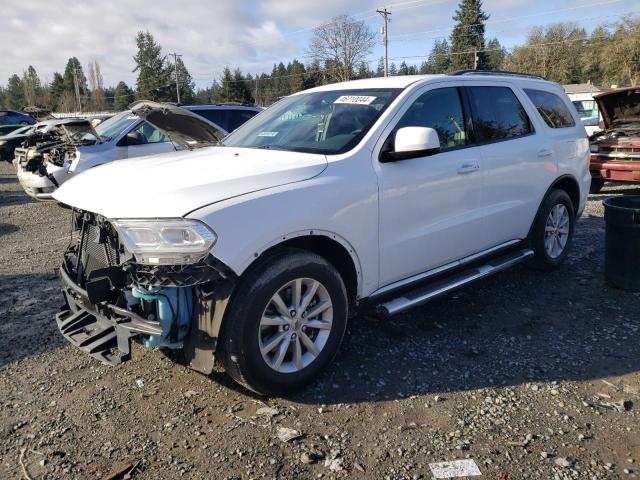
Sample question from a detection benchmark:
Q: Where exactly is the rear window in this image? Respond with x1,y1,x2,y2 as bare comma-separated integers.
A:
525,89,576,128
195,108,260,133
468,86,532,142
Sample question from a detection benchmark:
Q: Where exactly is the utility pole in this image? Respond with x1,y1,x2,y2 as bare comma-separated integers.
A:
473,48,478,70
170,52,182,104
72,68,82,113
377,7,391,77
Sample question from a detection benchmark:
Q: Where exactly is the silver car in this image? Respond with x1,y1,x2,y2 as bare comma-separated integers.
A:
15,104,262,200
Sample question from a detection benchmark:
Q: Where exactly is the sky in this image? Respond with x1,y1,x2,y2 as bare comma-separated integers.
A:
1,0,638,89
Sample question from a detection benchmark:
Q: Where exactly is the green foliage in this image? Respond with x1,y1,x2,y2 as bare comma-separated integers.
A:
450,0,489,70
420,39,451,73
133,31,172,101
114,81,134,110
4,75,25,110
63,57,88,97
49,73,65,111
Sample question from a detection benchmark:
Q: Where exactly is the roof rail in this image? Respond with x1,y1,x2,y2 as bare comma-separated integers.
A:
449,70,547,81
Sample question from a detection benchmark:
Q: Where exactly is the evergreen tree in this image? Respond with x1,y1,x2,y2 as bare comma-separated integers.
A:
133,31,172,101
420,39,452,73
485,38,506,70
376,57,385,77
357,61,372,79
63,57,88,104
0,86,5,108
114,81,134,110
166,57,196,104
5,75,25,110
22,66,42,106
287,59,306,94
49,73,65,111
388,62,398,76
450,0,489,70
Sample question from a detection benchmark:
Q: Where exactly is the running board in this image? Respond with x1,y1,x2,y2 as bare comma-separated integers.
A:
376,248,533,317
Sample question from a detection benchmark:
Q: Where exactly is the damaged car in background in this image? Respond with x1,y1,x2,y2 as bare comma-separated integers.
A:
13,103,233,200
588,86,640,193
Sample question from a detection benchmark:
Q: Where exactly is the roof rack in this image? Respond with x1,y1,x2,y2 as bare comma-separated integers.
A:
449,70,547,81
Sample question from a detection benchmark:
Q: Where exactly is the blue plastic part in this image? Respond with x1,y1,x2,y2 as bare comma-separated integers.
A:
131,286,193,349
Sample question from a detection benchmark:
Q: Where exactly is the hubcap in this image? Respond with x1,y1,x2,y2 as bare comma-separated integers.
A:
258,278,333,373
544,204,570,259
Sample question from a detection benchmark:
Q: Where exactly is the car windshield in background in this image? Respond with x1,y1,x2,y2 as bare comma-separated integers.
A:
572,100,600,127
95,111,139,141
222,89,401,155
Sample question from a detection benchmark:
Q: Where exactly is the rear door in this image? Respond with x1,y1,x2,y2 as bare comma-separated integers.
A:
464,83,550,246
375,85,486,285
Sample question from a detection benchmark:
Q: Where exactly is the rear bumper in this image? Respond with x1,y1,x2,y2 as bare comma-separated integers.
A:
56,264,162,365
590,159,640,182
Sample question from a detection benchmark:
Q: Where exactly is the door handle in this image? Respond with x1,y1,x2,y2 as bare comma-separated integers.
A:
537,148,553,158
457,163,480,174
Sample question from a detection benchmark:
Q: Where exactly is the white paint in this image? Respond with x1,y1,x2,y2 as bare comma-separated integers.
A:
54,74,591,299
429,459,482,478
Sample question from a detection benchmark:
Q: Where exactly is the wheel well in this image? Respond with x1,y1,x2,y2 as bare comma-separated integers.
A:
551,176,580,214
258,236,359,302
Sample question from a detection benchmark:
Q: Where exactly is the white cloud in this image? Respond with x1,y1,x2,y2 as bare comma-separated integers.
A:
1,0,631,89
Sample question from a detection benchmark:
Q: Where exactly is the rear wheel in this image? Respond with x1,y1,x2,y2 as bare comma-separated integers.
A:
529,189,575,271
590,178,605,194
219,249,348,395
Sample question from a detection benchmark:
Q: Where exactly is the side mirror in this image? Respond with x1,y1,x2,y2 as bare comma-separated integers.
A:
125,131,145,146
380,126,441,162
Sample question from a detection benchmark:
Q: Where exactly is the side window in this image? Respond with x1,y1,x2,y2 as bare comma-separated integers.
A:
468,86,532,142
396,87,467,149
132,122,169,144
524,89,576,128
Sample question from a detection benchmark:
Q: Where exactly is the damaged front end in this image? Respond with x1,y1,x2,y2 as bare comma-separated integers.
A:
56,210,236,373
14,119,99,199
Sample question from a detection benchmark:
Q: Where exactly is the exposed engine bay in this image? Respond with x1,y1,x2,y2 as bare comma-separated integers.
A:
14,119,99,184
56,210,236,373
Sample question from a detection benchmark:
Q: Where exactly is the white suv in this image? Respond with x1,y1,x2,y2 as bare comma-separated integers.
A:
52,72,590,395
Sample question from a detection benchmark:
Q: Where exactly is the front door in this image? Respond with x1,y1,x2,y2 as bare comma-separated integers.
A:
375,86,486,286
126,121,176,159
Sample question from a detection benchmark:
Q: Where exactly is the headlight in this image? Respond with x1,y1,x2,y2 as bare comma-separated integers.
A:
111,218,216,265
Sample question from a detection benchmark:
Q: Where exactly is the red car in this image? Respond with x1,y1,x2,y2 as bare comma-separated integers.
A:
589,87,640,193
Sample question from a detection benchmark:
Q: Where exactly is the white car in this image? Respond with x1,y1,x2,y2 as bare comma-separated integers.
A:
14,104,262,200
52,72,590,395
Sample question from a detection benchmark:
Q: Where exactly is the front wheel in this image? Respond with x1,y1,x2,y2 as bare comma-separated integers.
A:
219,249,348,395
529,189,575,271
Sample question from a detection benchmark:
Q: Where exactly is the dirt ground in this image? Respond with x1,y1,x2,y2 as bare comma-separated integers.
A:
0,160,639,480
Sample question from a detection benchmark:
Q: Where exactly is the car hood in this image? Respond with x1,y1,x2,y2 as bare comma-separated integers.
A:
130,101,226,149
594,87,640,129
52,146,327,218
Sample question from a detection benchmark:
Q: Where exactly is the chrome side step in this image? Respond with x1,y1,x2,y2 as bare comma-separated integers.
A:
376,248,533,317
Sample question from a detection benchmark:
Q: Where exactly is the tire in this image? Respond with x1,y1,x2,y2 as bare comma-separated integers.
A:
590,178,605,194
529,189,575,271
219,249,348,396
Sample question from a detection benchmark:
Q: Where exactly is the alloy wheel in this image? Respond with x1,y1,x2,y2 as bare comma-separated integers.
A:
544,204,570,259
258,278,333,373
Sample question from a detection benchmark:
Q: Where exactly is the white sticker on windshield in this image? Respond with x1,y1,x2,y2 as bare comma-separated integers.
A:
126,115,138,120
334,95,376,105
258,131,279,137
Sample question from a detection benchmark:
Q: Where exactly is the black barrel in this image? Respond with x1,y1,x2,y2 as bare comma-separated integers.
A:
603,196,640,291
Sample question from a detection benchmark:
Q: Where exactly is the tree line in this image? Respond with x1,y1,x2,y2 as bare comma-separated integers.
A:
1,0,638,112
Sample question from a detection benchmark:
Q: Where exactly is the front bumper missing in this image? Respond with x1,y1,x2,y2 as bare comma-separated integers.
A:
56,265,162,366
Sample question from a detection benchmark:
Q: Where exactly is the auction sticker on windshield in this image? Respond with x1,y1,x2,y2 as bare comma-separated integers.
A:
334,95,376,105
257,131,279,137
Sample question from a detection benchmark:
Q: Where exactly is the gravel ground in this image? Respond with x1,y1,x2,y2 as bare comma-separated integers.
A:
1,160,639,480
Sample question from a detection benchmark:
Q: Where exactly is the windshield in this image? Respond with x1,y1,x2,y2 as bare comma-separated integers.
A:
222,88,401,154
95,111,140,141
